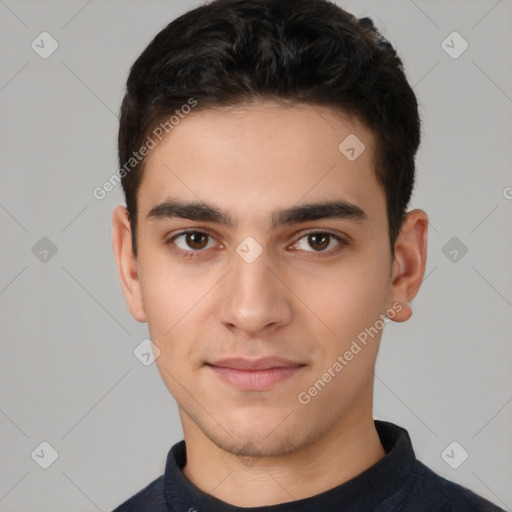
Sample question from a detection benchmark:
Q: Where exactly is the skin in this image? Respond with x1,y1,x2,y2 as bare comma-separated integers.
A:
112,101,428,507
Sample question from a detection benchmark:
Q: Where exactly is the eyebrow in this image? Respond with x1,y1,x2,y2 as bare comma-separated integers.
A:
146,198,369,229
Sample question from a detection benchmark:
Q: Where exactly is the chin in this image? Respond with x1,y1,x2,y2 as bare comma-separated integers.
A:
209,413,314,459
214,432,307,459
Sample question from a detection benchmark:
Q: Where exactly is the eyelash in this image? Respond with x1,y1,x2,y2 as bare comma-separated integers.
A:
163,229,348,260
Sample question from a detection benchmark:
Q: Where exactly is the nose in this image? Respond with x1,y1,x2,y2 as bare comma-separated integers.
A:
217,246,293,337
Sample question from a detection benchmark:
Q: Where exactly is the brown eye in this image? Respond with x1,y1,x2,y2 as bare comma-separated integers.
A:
172,231,215,252
308,233,330,251
294,231,345,254
185,232,209,250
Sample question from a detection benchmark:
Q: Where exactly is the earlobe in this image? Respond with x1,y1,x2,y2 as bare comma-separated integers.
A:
112,205,147,322
388,209,429,323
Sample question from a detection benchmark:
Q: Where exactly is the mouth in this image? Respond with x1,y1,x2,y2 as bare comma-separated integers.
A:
205,357,306,391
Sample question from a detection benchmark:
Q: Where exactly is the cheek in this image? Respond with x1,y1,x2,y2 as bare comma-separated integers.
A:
137,257,212,368
139,272,176,332
137,252,195,330
306,251,390,350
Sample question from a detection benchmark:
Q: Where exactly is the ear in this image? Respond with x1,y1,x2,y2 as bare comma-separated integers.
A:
112,205,146,322
387,209,428,322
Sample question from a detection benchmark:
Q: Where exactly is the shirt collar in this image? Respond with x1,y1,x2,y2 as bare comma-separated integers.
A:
164,420,416,511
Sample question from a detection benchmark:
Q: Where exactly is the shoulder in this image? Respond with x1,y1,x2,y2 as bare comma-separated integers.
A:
111,475,167,512
397,460,506,512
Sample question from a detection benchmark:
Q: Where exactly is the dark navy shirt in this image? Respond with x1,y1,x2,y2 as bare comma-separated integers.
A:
112,420,504,511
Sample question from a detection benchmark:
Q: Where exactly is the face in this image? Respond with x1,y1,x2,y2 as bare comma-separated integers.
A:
113,101,426,458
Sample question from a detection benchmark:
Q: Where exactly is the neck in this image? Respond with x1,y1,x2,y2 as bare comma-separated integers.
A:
180,407,386,507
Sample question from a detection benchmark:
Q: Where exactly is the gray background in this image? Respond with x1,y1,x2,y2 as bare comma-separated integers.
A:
1,0,511,510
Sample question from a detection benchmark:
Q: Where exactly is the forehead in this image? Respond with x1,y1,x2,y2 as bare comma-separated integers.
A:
138,101,385,227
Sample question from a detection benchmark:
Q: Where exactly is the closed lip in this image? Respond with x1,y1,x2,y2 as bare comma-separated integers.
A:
207,357,305,370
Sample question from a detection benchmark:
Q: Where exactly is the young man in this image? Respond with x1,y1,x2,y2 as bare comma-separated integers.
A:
111,0,504,510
